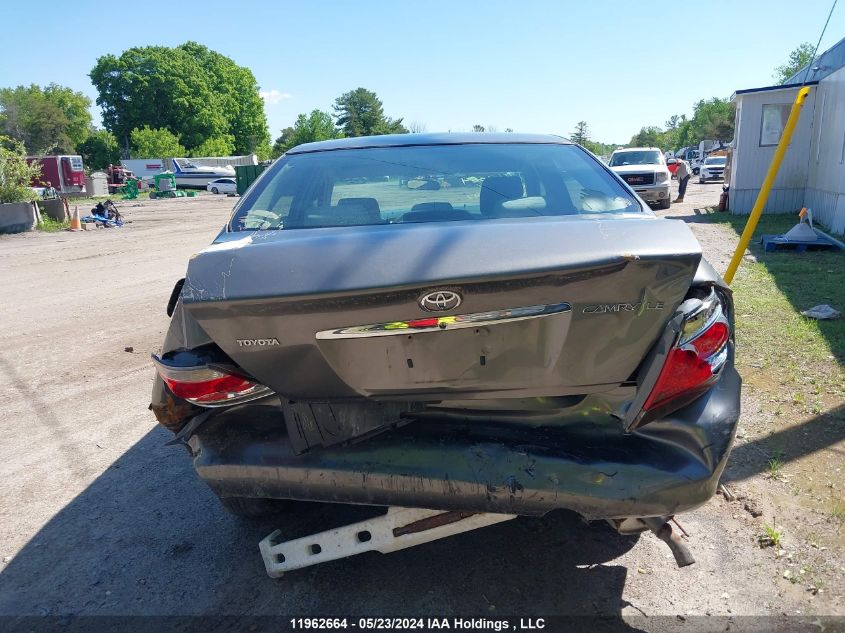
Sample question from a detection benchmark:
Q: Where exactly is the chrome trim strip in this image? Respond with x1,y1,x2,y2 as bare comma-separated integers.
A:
189,385,274,408
315,302,572,340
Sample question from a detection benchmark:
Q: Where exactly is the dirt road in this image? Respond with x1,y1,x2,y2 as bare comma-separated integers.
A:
0,186,840,625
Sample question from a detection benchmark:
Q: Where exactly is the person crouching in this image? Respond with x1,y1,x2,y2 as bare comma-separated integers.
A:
675,158,691,203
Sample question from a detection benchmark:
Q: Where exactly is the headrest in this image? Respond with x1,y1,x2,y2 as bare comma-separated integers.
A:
410,202,454,212
480,175,524,215
337,197,381,220
402,202,473,223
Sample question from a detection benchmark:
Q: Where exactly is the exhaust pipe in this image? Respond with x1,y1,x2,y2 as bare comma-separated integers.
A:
644,517,695,567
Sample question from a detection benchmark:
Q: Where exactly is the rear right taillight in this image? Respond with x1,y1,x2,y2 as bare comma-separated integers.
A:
635,290,731,424
152,354,272,407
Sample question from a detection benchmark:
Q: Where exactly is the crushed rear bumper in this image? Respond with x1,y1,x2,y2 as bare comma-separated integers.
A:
189,364,740,519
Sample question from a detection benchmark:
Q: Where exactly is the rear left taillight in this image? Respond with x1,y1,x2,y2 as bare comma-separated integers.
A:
152,354,272,407
631,290,731,427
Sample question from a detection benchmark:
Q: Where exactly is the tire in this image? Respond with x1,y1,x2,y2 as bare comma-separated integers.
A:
217,495,308,518
659,197,671,210
211,187,219,194
149,191,156,199
699,178,705,184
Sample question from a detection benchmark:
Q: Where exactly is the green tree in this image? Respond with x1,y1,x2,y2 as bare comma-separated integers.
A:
629,126,664,148
0,84,91,154
687,98,734,141
272,127,295,158
627,98,733,152
659,114,689,151
90,42,269,154
774,42,815,84
254,140,273,161
76,128,121,170
567,121,618,155
333,88,407,137
43,84,92,150
271,111,342,157
0,136,41,203
673,119,695,149
130,126,186,158
291,110,342,146
571,121,589,145
583,140,618,157
190,135,235,158
179,42,270,154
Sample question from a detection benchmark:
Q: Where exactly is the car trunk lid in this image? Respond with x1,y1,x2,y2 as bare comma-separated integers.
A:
182,215,701,405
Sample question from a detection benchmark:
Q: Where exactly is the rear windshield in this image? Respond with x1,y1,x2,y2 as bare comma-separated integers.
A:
609,151,662,166
230,143,641,231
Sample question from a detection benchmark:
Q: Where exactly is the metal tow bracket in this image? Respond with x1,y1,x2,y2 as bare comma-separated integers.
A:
259,507,516,578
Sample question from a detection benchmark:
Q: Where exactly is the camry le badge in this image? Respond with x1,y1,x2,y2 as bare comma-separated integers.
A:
419,290,462,312
583,302,664,314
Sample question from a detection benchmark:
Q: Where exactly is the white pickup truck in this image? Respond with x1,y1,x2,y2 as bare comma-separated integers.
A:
608,147,672,209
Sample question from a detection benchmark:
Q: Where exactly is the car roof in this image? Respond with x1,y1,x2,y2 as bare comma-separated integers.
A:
286,132,571,154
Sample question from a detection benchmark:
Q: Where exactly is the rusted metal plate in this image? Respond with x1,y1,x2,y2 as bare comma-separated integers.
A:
393,511,478,537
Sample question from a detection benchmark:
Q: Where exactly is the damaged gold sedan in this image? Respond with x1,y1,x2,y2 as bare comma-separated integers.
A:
150,134,740,572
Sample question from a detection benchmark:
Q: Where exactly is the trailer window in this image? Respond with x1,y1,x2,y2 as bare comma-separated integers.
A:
760,104,792,146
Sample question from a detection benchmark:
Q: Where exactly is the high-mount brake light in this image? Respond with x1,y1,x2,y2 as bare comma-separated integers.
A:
641,291,731,416
151,355,272,407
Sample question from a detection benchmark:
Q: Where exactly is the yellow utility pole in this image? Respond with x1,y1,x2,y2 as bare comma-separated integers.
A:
723,86,811,284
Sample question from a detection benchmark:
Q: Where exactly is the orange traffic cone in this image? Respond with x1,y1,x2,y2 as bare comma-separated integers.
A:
69,206,82,231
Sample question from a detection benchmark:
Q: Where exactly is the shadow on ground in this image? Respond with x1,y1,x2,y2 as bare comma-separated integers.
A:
0,426,645,623
724,404,845,482
663,206,726,223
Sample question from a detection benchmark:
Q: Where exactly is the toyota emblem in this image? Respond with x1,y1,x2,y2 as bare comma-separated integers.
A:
419,290,462,312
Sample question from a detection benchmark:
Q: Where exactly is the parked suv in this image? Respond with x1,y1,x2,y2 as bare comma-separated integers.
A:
699,155,726,183
608,148,672,209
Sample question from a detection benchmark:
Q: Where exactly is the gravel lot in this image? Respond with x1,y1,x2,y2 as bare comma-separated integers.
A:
0,184,840,626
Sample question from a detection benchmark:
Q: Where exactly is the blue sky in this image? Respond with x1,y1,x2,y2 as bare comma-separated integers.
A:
1,0,842,144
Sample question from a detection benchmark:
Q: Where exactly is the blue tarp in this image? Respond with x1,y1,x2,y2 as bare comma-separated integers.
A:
81,213,124,227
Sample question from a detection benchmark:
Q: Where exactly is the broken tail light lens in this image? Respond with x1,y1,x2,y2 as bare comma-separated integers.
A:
152,355,273,407
641,292,730,415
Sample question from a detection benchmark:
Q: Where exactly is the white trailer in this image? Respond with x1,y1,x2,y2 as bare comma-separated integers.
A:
120,158,168,182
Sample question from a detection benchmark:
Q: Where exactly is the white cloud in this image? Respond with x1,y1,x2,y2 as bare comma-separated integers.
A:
259,89,293,105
